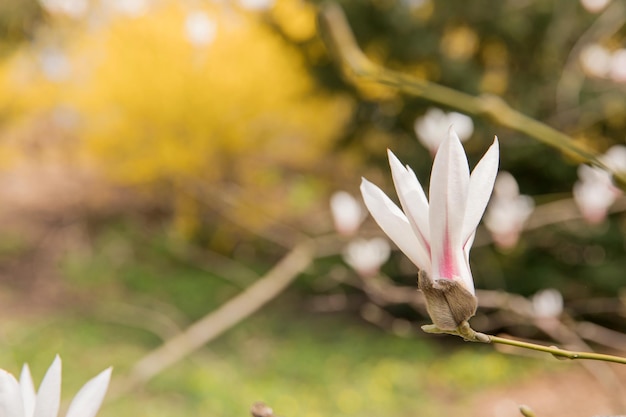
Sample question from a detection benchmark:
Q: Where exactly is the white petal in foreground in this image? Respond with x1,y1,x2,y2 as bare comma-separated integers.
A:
388,150,431,263
34,355,62,417
0,370,25,417
360,178,429,270
20,364,36,417
0,357,111,417
463,138,500,245
65,368,112,417
428,130,471,290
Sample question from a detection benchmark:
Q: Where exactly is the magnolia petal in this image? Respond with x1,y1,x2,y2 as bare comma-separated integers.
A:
34,356,62,417
462,137,500,245
65,367,112,417
429,129,470,281
387,150,432,262
20,364,36,417
0,370,25,417
360,178,430,271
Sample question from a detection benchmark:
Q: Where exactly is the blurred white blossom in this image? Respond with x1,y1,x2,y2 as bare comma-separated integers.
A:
0,356,112,417
184,11,217,47
579,44,612,78
602,144,626,172
39,0,89,18
342,237,391,277
573,145,626,224
414,108,474,154
580,0,611,13
39,49,71,82
330,191,365,236
484,172,534,249
609,49,626,83
531,288,564,319
238,0,275,11
106,0,150,17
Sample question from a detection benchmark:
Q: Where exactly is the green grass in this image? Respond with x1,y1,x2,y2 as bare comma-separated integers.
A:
0,309,548,417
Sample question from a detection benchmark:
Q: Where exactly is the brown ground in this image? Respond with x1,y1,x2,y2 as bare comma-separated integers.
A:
460,364,626,417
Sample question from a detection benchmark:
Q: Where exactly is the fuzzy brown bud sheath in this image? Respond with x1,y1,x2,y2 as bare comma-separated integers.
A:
418,270,478,330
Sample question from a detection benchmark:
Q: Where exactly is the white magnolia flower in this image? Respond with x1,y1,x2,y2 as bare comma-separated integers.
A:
361,129,499,329
184,11,217,47
342,237,391,277
329,191,365,236
531,288,564,319
579,44,612,78
0,356,112,417
484,172,534,249
414,108,474,154
573,145,626,224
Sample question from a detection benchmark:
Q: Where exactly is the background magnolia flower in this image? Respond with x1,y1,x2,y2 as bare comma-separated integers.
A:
342,237,391,277
484,171,534,249
238,0,275,11
531,288,564,319
413,108,474,154
184,11,217,47
573,145,626,224
609,49,626,83
329,191,365,236
579,44,612,78
580,0,611,13
579,44,626,83
0,356,112,417
361,130,499,329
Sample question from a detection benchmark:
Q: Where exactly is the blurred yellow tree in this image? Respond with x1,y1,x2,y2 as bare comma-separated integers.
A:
0,1,354,241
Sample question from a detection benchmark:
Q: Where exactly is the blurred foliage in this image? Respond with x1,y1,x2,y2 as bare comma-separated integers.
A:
0,0,42,57
0,0,361,245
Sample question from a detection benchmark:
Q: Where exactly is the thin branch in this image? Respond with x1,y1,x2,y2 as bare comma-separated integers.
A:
422,322,626,365
111,240,316,397
317,2,626,186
